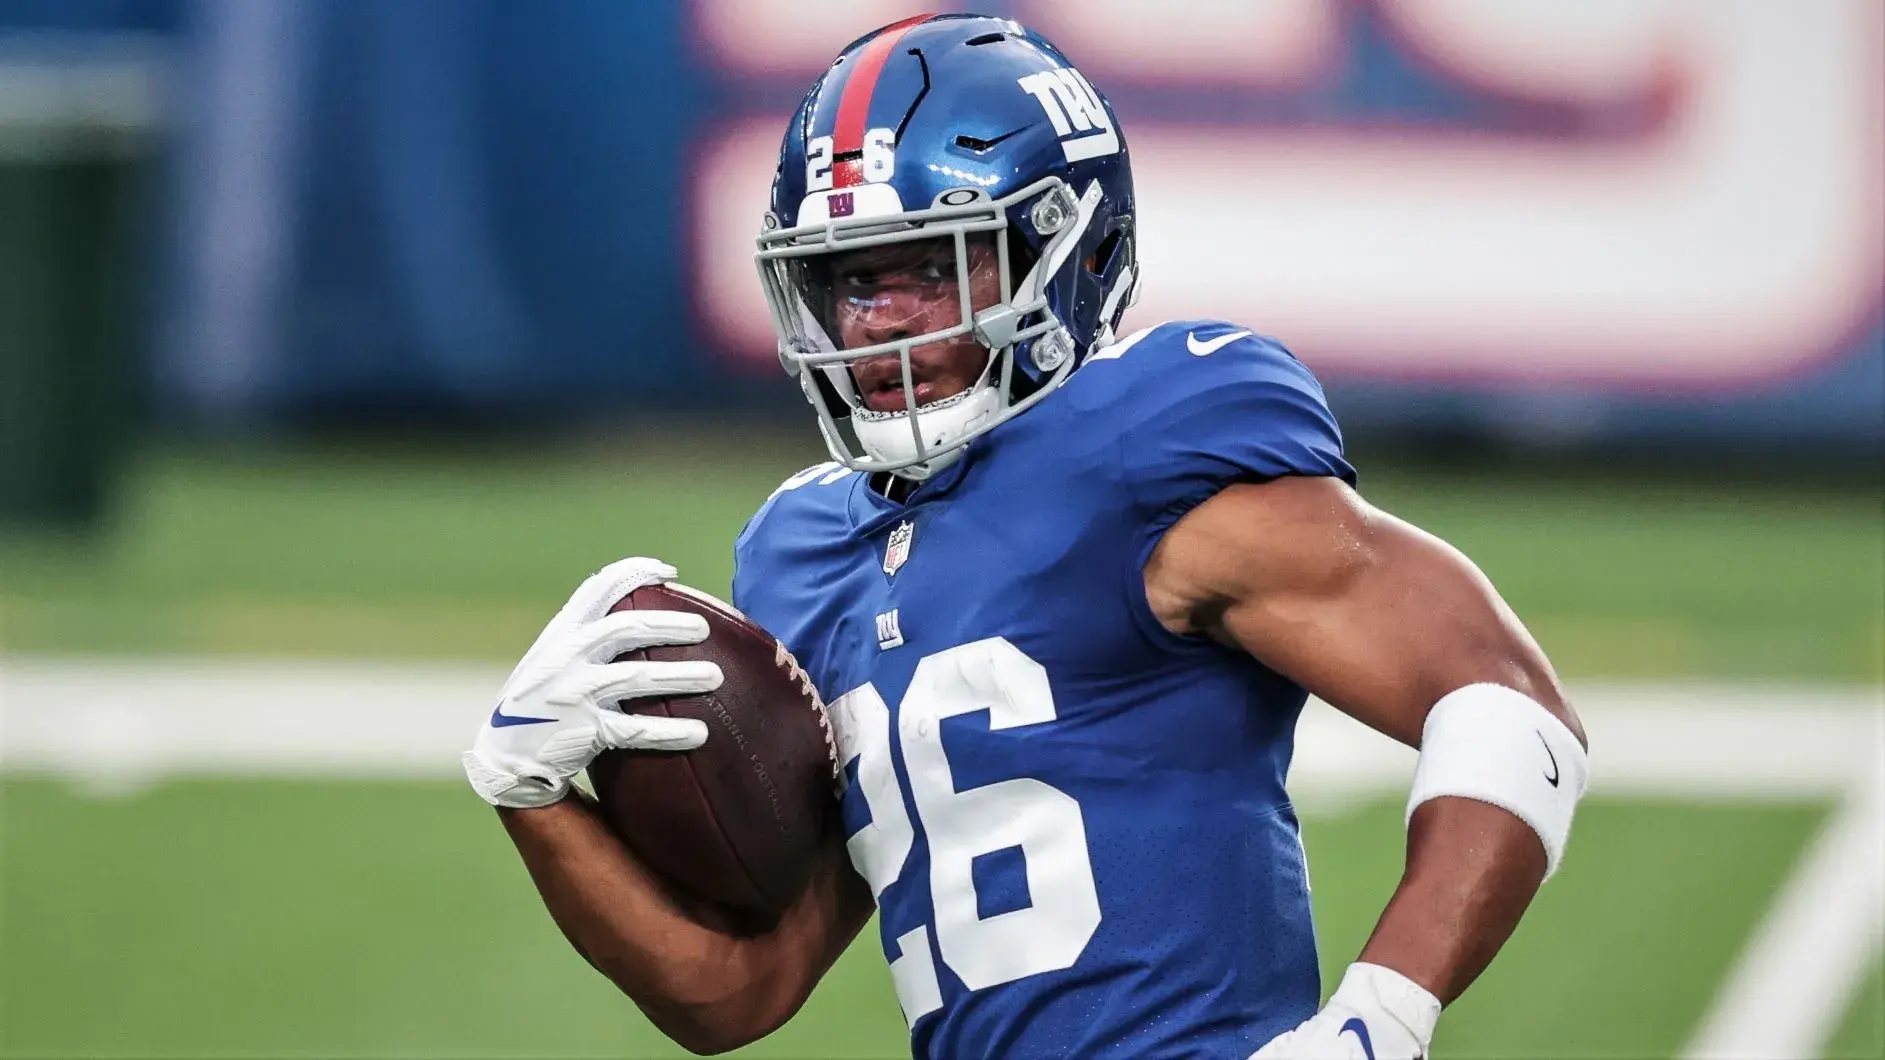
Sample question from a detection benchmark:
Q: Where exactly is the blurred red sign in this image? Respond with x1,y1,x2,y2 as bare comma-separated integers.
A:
692,0,1883,390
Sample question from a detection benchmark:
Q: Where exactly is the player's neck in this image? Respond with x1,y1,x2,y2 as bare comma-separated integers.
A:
871,472,919,504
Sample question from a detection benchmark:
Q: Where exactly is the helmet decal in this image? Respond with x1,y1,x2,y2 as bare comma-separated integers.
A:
1016,67,1120,163
813,13,935,190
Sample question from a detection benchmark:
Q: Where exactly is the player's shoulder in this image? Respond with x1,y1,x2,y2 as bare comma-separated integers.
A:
1066,318,1342,443
1056,318,1353,488
734,460,861,562
1074,318,1327,406
731,461,863,672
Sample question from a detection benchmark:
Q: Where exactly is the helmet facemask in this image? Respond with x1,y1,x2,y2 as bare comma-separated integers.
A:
756,177,1099,480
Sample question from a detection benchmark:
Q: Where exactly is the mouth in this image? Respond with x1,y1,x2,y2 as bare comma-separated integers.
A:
853,357,944,413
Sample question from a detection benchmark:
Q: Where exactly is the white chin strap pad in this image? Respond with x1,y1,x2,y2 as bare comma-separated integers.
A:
1406,683,1590,880
853,384,1003,480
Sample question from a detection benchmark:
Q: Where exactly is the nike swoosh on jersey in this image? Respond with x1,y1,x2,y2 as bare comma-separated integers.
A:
489,700,555,727
1185,329,1252,356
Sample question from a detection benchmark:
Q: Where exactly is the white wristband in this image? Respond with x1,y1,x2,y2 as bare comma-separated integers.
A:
1406,683,1589,879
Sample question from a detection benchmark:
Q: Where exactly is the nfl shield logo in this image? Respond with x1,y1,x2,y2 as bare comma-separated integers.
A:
883,520,914,576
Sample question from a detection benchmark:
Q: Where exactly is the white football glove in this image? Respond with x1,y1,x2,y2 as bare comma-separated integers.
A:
1251,964,1441,1060
463,557,720,809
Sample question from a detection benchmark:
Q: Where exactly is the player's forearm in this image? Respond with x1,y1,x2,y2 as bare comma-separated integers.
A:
1355,795,1548,1004
497,796,790,1050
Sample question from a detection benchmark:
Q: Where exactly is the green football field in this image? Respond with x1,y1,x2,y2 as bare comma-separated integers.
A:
3,780,1875,1059
3,437,1879,678
3,439,1882,1058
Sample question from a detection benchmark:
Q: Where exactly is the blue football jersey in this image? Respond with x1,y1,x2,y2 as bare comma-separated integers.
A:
732,321,1357,1059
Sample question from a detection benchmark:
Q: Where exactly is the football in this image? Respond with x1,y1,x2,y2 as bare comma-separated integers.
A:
586,581,839,920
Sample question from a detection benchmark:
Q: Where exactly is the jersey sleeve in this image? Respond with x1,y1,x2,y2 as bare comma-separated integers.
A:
730,461,840,616
1100,325,1354,652
1060,320,1357,656
1113,326,1354,523
729,529,760,617
729,497,774,617
728,461,860,685
729,498,767,616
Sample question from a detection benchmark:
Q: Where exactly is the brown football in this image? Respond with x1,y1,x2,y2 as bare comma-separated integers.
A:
586,581,839,920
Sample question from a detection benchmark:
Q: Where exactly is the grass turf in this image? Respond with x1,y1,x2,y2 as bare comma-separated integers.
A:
1,778,1861,1059
3,438,1880,680
4,440,1879,1055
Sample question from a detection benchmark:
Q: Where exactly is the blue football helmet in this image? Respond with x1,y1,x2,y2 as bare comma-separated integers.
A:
756,14,1139,479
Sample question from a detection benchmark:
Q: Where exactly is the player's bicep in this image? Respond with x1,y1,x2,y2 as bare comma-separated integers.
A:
1147,476,1578,748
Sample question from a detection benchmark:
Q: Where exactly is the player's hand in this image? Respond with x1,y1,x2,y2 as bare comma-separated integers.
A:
463,557,720,809
1251,963,1441,1059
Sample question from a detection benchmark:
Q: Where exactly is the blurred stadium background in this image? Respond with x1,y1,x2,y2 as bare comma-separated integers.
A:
1,1,1881,1057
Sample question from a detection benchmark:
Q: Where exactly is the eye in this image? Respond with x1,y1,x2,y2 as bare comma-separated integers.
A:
829,244,956,290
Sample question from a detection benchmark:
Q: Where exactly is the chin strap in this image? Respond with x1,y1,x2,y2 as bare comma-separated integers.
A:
853,382,1004,480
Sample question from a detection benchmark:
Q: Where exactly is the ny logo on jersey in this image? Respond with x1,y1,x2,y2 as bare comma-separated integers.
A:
875,609,904,651
1017,66,1120,163
883,520,915,576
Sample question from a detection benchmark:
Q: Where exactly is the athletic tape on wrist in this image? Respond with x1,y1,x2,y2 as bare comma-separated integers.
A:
1405,683,1588,879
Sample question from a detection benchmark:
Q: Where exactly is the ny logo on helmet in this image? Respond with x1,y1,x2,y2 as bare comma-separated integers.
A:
1017,66,1120,163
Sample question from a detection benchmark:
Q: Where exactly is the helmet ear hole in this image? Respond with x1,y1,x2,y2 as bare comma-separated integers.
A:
1087,225,1126,276
1003,228,1039,290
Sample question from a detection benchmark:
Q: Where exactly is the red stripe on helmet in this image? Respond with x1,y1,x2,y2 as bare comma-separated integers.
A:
831,13,934,188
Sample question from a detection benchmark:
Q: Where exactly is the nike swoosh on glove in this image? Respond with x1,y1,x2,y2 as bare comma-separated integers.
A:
1251,963,1441,1060
463,557,719,809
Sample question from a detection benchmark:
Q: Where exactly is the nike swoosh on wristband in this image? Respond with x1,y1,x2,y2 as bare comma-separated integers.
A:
1538,730,1561,787
1339,1017,1378,1060
1186,329,1252,356
489,700,555,727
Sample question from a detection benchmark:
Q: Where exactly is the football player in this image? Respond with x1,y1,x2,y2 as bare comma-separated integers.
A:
463,14,1590,1059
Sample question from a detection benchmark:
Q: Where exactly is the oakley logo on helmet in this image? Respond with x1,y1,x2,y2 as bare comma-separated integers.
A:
1017,66,1119,163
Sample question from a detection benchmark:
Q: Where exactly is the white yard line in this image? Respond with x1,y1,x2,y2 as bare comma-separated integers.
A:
1682,757,1885,1060
4,656,1879,793
1287,683,1885,805
3,658,1882,1055
0,656,508,783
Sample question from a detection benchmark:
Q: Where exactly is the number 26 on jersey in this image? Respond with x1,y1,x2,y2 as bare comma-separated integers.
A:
830,637,1102,1027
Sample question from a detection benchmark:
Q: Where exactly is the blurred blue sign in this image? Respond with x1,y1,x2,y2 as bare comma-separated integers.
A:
144,0,1880,448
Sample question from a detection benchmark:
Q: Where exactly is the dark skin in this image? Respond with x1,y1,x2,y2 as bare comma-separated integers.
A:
1143,474,1587,1004
498,793,871,1054
836,235,1002,412
498,269,1587,1049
